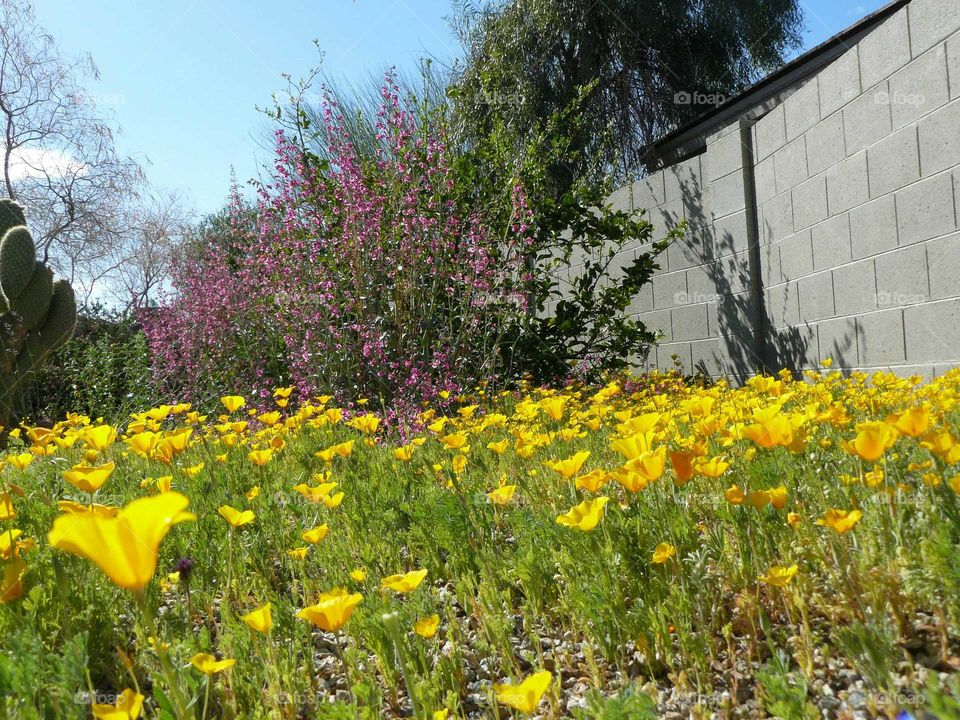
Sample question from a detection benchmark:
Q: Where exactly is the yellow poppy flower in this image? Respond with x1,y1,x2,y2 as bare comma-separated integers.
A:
494,670,552,714
849,421,897,462
818,508,863,533
240,602,272,634
221,396,246,413
0,493,14,521
486,439,510,454
57,500,118,517
349,568,366,582
544,451,590,480
287,547,309,560
63,462,116,494
759,564,798,587
414,613,440,638
322,491,345,509
394,445,416,462
652,542,676,564
190,653,236,675
574,469,609,493
294,482,338,502
555,496,609,532
48,493,195,591
623,446,667,482
348,414,380,435
83,425,118,451
218,505,255,528
301,524,329,544
248,448,274,466
91,688,144,719
297,587,362,631
0,557,26,603
540,396,567,421
381,568,428,593
695,456,730,478
487,485,516,505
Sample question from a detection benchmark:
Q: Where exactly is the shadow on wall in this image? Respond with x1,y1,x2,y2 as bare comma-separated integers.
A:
664,170,861,379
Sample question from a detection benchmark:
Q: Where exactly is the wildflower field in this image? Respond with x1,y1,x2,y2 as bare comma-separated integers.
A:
2,368,960,719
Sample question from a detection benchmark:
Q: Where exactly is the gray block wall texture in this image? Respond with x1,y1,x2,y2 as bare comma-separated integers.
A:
601,0,960,380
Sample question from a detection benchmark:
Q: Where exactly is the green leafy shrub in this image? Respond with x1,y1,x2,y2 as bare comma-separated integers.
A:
26,304,157,422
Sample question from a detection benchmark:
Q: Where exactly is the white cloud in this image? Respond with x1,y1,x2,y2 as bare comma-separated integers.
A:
1,146,85,181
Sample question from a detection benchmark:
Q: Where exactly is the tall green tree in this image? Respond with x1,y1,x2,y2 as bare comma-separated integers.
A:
453,0,804,191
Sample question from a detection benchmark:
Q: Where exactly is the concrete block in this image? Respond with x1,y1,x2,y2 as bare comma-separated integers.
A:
683,186,713,230
774,137,809,193
671,303,710,342
904,298,960,362
686,262,718,302
811,214,852,271
755,104,787,161
766,282,800,329
706,130,743,182
657,341,693,372
832,258,878,316
816,316,860,368
651,200,685,237
761,241,782,287
888,45,950,128
606,248,637,281
792,176,829,231
806,112,847,175
858,10,912,89
868,125,920,197
857,309,907,365
632,173,666,210
643,309,672,342
628,283,654,314
710,291,754,337
875,244,931,308
819,49,862,117
896,171,957,245
778,229,814,280
665,156,703,202
850,195,899,259
714,252,752,295
843,89,892,155
769,323,818,371
909,0,960,57
918,99,960,176
798,271,836,321
948,35,960,100
607,185,633,213
754,156,777,205
652,271,687,310
712,169,745,218
688,337,721,375
712,210,749,257
666,235,698,272
784,78,821,142
926,231,960,299
826,151,870,214
761,192,794,243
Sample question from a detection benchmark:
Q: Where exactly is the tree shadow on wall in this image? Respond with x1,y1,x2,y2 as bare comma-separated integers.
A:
665,170,859,380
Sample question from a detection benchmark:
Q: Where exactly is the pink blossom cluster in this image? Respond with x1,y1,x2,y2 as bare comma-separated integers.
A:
140,73,529,427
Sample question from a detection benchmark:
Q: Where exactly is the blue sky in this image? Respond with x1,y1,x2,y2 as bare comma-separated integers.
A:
34,0,889,217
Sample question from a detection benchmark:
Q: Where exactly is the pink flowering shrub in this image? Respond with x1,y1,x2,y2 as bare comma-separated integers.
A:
141,76,529,424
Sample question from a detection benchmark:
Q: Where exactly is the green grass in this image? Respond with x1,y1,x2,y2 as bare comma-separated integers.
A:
1,370,960,718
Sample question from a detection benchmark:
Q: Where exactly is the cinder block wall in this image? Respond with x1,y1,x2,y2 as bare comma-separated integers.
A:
612,0,960,380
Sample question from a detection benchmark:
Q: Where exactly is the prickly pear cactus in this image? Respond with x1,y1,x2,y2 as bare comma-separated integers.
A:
0,200,77,430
